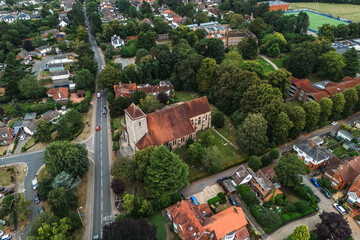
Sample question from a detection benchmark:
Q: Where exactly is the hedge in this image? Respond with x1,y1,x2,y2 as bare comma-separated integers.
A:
208,196,221,205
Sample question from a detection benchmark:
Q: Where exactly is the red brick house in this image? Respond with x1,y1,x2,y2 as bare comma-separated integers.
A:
46,87,69,102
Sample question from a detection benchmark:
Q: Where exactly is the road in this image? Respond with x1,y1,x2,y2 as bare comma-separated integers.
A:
84,6,112,239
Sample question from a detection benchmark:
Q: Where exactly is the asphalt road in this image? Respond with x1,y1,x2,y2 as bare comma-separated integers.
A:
84,7,112,239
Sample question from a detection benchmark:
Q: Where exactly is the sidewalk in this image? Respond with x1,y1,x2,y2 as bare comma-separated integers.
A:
259,55,279,70
211,127,238,150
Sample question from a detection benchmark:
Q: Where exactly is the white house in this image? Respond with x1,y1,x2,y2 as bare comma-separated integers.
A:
17,13,30,20
231,165,255,185
58,19,68,27
293,141,329,169
24,120,37,136
52,55,73,64
50,70,70,80
35,45,52,56
111,35,124,49
2,15,16,23
337,130,355,142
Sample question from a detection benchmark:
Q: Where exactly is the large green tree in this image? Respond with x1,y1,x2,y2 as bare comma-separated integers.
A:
134,146,155,182
19,74,44,99
139,95,163,113
238,38,258,60
221,49,244,67
288,225,310,240
267,69,291,98
274,154,307,188
343,47,359,78
318,23,335,41
237,113,268,155
137,30,157,51
145,146,189,197
304,101,321,132
318,98,333,125
44,141,89,178
331,93,346,120
335,24,350,39
195,38,225,64
75,69,95,91
35,120,52,143
284,45,317,79
196,57,217,93
97,65,122,90
343,87,359,117
318,51,345,82
47,187,78,218
271,112,293,145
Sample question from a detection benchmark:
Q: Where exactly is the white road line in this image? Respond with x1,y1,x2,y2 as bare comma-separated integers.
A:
101,171,103,177
101,180,103,188
101,160,102,168
100,151,102,158
101,213,103,224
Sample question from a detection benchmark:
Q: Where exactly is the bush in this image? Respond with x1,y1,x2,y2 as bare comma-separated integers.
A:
242,191,258,206
248,156,262,171
269,148,280,160
295,200,309,213
66,210,82,232
186,138,194,148
212,112,225,128
171,193,182,204
208,196,222,205
261,153,273,166
160,194,171,208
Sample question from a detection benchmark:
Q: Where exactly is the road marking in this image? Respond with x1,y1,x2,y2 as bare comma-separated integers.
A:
101,171,102,177
101,201,103,212
101,180,103,188
100,151,102,158
101,160,102,168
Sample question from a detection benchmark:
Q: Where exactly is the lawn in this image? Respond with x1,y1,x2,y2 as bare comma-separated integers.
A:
41,70,50,77
258,57,275,73
39,78,52,86
210,105,238,144
176,91,198,102
0,168,13,186
289,2,360,22
269,55,286,68
22,138,36,151
281,188,300,204
285,9,350,32
147,212,167,240
333,146,348,159
37,167,51,182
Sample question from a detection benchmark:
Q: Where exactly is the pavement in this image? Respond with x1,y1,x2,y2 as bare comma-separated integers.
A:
259,54,279,70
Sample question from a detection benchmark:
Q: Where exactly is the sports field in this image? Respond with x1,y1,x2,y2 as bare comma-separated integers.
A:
289,2,360,22
285,10,349,32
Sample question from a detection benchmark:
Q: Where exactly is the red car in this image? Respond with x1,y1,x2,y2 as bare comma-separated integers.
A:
96,126,100,131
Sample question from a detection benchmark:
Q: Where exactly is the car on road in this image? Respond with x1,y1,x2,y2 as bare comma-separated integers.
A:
20,135,25,141
101,65,104,70
102,107,107,114
310,178,320,187
97,92,101,98
331,121,338,125
333,203,346,215
0,187,4,192
4,188,14,196
320,188,332,199
38,206,44,214
229,196,238,206
34,194,40,204
190,196,199,206
32,179,38,190
96,126,100,131
314,194,321,203
1,234,11,240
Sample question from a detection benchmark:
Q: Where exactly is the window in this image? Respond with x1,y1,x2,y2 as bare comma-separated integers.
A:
139,122,141,126
198,117,201,124
205,115,207,120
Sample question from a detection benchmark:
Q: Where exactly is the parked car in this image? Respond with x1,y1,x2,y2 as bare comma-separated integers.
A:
96,126,100,131
216,177,226,183
34,194,40,204
32,179,38,190
314,195,321,203
229,196,238,206
190,196,199,206
1,234,11,240
38,206,44,214
310,178,320,187
93,235,99,240
320,188,332,199
0,194,2,198
333,203,346,215
97,92,101,98
331,121,338,125
19,135,25,141
4,188,14,196
0,187,4,192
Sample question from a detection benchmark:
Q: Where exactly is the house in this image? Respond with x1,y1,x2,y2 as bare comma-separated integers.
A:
17,13,30,20
24,120,37,136
58,18,69,27
289,76,360,103
46,87,69,102
12,121,23,137
157,34,170,41
222,179,237,194
344,141,360,151
337,130,355,142
24,112,37,121
52,78,72,87
50,70,70,81
200,22,226,37
347,176,360,206
111,35,124,49
354,120,360,129
141,18,153,26
225,30,258,47
2,15,16,23
35,45,52,56
114,81,174,98
250,169,282,202
52,55,73,64
293,141,330,170
324,156,360,190
122,97,211,152
257,0,289,11
309,136,324,146
48,63,64,72
0,122,13,145
40,110,60,123
166,200,250,240
232,165,256,185
16,50,32,64
114,82,137,98
40,29,65,41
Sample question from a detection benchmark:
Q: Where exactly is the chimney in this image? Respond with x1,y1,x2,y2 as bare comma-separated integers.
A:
234,208,238,214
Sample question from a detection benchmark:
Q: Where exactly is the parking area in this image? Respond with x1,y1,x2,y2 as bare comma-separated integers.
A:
113,56,135,67
189,184,224,204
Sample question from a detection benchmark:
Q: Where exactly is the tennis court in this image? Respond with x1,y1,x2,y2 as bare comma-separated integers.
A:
285,10,349,33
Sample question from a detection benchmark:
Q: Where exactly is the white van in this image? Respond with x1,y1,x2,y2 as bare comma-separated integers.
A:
32,179,38,190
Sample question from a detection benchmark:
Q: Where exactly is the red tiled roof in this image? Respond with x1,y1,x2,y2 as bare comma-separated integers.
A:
126,36,138,41
139,85,174,94
349,176,360,198
135,97,211,150
125,104,146,120
46,87,69,100
114,83,137,98
308,91,331,101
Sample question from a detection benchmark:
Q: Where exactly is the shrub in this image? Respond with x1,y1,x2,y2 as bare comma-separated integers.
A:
275,194,285,206
171,193,182,204
160,194,171,208
236,185,252,197
261,153,273,166
295,200,309,213
66,210,82,232
208,196,222,205
248,156,262,171
250,204,261,220
269,148,280,160
186,138,194,148
212,112,225,128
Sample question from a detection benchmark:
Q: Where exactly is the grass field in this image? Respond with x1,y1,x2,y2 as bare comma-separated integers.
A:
0,168,13,186
289,2,360,22
285,10,349,32
147,212,167,240
257,57,275,73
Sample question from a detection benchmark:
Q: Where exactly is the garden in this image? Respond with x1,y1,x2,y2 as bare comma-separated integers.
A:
207,192,230,213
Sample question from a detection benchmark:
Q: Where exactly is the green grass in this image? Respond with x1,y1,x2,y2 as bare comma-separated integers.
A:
39,78,53,86
351,129,360,138
281,188,300,204
289,2,360,22
0,168,13,186
210,105,238,144
147,212,167,240
258,57,275,73
285,9,349,32
111,116,123,132
333,146,348,159
269,55,286,68
41,70,50,77
22,138,36,151
176,91,198,102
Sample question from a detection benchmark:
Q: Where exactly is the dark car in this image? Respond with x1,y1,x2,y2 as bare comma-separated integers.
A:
229,197,238,206
314,194,321,203
321,188,332,199
38,206,44,214
34,194,40,204
4,188,14,196
0,187,4,192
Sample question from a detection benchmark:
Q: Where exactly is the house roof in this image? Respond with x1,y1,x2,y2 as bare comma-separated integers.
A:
295,142,329,163
26,120,37,132
53,78,70,86
24,112,36,120
138,84,174,94
50,70,69,76
348,176,360,198
344,141,359,150
46,87,69,100
125,103,146,120
325,156,343,170
232,165,255,185
40,110,60,122
335,156,360,183
227,30,257,41
54,55,67,60
114,83,137,98
338,130,355,140
253,169,274,194
48,63,63,68
135,97,211,150
36,45,51,51
0,126,11,141
17,50,30,59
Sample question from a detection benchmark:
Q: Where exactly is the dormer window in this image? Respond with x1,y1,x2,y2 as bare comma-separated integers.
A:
2,133,8,138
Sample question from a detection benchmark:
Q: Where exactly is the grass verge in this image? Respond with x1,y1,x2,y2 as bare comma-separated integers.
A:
0,167,13,186
258,57,275,73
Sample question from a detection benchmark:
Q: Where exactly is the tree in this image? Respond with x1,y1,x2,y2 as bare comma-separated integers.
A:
335,24,350,39
249,17,267,38
97,65,121,90
196,11,210,24
237,113,268,155
111,157,136,183
48,187,78,218
15,194,32,222
271,112,293,145
248,156,262,171
75,69,95,91
318,51,345,82
318,98,333,125
157,92,169,105
58,41,68,52
267,69,291,98
111,178,125,195
331,93,346,120
304,101,321,132
23,40,34,51
316,211,351,240
238,38,258,60
137,31,157,51
199,129,212,147
44,141,89,178
288,225,310,240
102,218,157,240
196,58,217,93
343,48,359,78
274,154,307,188
187,142,204,165
35,120,52,143
145,145,189,197
109,97,131,117
212,112,224,128
267,43,280,57
51,171,81,190
133,146,155,182
202,145,222,173
29,217,72,240
221,50,244,67
139,95,163,113
318,23,335,41
240,61,264,79
343,87,359,118
37,178,53,201
19,74,44,99
259,208,282,229
29,213,60,237
348,22,359,37
284,45,317,78
195,38,225,64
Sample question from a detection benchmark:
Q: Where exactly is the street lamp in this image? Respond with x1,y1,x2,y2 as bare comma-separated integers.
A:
77,206,85,227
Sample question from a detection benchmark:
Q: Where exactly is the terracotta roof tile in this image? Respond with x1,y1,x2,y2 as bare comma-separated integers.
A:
308,91,331,101
46,87,69,100
349,176,360,198
125,104,146,120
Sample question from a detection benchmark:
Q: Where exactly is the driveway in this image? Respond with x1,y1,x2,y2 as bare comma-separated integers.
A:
189,184,224,204
13,132,30,155
113,56,135,68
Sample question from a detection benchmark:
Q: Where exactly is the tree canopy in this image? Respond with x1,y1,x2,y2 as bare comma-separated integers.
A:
274,154,307,188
